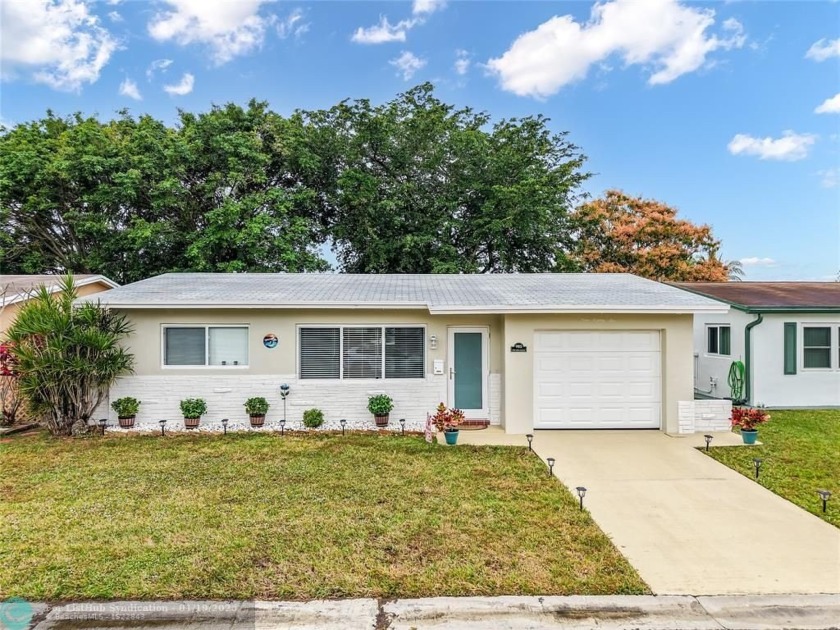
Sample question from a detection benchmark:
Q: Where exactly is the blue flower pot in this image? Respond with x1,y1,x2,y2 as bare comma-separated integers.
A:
741,429,758,445
444,430,459,445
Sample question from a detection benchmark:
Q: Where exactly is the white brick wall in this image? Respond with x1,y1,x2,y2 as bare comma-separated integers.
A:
102,373,504,432
677,399,733,434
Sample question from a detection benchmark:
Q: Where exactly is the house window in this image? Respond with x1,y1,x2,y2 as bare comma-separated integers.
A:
163,326,249,367
299,326,425,379
803,326,831,369
706,325,731,356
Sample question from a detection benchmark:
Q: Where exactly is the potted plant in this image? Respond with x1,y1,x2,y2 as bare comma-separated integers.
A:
303,408,324,429
431,402,465,445
180,398,207,429
244,396,270,428
731,406,770,444
368,394,394,428
111,397,141,429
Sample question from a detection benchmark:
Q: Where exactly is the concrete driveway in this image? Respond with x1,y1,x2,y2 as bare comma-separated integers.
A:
460,429,840,595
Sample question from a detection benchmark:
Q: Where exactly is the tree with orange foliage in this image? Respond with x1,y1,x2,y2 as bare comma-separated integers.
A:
568,190,736,282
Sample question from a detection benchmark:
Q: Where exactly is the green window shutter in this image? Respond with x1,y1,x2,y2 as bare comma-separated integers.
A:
783,323,797,375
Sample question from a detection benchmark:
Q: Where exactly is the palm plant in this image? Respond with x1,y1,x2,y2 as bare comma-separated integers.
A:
6,275,134,436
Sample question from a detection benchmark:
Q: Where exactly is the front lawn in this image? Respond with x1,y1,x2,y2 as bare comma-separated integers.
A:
0,431,647,600
704,409,839,528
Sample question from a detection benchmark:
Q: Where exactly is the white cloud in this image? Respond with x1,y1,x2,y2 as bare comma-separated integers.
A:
163,72,194,95
454,49,470,75
119,77,141,100
487,0,747,98
0,0,118,92
148,0,275,64
390,51,426,80
805,38,840,62
818,168,839,189
412,0,446,15
727,131,817,161
146,58,174,81
815,92,840,114
108,11,123,22
277,8,308,39
351,16,415,44
739,257,776,267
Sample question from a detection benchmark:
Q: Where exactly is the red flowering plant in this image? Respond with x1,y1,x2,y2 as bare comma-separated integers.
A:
730,406,770,432
430,402,465,432
0,341,24,426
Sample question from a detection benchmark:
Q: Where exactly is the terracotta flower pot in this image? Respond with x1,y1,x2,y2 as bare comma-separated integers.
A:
374,413,389,428
184,417,201,429
250,414,265,428
118,416,136,429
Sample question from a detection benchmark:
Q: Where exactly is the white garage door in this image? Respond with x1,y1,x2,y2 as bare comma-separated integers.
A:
534,331,661,429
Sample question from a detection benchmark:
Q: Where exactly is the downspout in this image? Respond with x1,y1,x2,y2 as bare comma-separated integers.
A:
744,313,764,405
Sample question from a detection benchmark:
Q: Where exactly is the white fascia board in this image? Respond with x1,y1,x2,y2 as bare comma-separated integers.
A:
88,302,431,310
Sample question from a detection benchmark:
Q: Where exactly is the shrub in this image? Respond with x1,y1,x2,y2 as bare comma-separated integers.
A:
6,275,134,436
180,398,207,419
112,397,141,418
0,341,24,426
303,408,324,428
244,397,270,416
730,406,770,431
430,402,465,432
367,394,394,416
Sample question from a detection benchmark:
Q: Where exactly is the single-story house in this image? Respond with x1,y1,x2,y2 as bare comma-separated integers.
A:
673,282,840,408
1,274,118,336
82,273,729,434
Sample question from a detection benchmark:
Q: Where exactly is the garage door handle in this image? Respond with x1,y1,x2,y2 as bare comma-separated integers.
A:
449,367,455,379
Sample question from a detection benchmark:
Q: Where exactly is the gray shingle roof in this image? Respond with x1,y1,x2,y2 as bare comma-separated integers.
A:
80,273,724,313
2,274,117,307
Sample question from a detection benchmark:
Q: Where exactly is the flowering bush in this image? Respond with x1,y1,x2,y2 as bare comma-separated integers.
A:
730,406,770,431
430,402,465,432
0,342,24,426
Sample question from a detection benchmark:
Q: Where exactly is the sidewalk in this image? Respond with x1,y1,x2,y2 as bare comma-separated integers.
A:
19,595,840,629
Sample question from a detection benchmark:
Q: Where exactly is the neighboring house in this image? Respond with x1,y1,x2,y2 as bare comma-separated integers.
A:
80,273,726,434
0,274,118,336
673,282,840,408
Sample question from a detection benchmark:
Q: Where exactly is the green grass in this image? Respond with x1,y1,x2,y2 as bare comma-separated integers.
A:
0,431,647,600
704,409,840,528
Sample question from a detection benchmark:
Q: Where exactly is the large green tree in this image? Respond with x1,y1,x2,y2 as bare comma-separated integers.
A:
0,103,330,282
309,84,589,272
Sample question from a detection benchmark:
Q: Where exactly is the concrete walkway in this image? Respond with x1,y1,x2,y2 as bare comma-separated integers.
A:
23,595,840,629
460,428,840,596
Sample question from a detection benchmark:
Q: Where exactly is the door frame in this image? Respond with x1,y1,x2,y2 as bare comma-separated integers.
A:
447,326,490,419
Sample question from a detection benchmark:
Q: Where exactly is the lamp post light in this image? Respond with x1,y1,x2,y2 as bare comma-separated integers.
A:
526,434,534,451
221,418,228,435
576,486,587,511
817,489,832,513
340,418,346,436
753,458,763,480
546,457,555,477
279,418,286,437
399,418,406,436
279,383,290,427
159,419,166,436
704,434,713,452
98,418,107,436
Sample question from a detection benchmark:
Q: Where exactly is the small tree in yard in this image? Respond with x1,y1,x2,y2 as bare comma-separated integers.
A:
0,342,24,426
6,275,134,436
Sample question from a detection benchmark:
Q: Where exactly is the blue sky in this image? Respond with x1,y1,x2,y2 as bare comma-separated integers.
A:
1,0,838,280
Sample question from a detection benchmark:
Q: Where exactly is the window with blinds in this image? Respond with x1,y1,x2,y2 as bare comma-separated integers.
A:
300,328,340,379
163,326,248,367
299,326,424,380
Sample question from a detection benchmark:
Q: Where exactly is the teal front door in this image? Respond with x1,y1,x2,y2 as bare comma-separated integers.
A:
448,328,488,417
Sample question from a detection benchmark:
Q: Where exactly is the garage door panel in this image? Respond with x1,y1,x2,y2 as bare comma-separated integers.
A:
534,331,662,430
